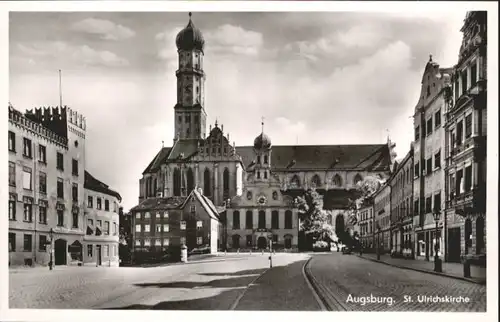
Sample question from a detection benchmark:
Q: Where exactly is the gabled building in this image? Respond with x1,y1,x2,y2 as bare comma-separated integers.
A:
373,182,391,254
130,187,221,260
444,11,487,264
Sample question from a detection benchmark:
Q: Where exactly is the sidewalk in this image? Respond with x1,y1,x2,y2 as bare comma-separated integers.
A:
357,253,486,285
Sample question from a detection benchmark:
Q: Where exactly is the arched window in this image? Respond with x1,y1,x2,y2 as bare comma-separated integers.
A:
333,174,342,187
186,168,194,193
232,211,240,230
223,168,230,195
271,210,279,229
173,168,181,196
204,168,211,196
246,210,253,229
476,216,485,254
311,174,321,188
290,175,300,189
264,155,268,164
285,210,293,229
354,173,363,186
258,210,266,229
335,214,345,236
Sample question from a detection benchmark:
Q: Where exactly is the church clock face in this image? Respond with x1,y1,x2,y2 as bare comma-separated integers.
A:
257,195,267,205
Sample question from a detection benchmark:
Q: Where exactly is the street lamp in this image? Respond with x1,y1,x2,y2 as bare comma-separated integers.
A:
432,208,442,272
376,223,381,261
48,228,54,270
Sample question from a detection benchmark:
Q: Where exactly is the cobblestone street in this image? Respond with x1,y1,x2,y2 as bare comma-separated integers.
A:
306,253,486,312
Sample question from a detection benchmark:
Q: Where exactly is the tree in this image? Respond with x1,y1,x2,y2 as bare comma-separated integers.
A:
296,188,336,249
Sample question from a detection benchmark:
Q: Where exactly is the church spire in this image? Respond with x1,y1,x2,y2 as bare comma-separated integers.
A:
261,116,265,133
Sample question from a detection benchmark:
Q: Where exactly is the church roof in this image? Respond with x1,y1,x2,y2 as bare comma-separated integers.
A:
143,143,391,174
130,196,187,212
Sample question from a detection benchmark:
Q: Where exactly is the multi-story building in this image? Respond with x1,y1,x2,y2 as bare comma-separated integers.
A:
83,171,122,266
373,183,391,253
118,208,133,264
412,56,451,261
130,188,221,261
389,146,414,256
135,13,396,252
444,11,487,264
8,104,86,266
358,197,374,251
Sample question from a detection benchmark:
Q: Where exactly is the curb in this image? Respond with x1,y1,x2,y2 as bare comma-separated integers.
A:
303,256,347,311
356,255,486,285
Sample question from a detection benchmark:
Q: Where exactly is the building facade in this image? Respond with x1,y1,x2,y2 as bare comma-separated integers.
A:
389,146,414,256
8,104,86,266
373,183,391,253
83,171,122,267
358,197,374,251
412,56,451,262
135,14,397,252
444,11,487,264
130,188,221,261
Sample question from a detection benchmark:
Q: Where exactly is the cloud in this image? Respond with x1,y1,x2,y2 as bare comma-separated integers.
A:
71,18,136,40
15,41,129,67
205,24,264,56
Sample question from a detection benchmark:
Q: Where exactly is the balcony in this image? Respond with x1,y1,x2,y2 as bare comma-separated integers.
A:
449,185,486,216
450,136,486,159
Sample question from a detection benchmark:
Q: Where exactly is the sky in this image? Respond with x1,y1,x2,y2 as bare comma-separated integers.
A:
9,10,467,212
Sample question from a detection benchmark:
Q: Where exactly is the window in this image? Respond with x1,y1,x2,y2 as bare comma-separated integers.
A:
87,245,93,257
23,138,32,158
156,212,161,219
88,218,94,226
272,235,278,244
246,235,252,247
426,158,432,174
257,155,261,164
425,197,432,214
97,219,102,227
135,212,141,219
135,240,141,246
145,212,150,219
433,192,441,212
414,163,420,178
421,121,426,139
246,211,253,229
39,205,47,224
414,126,420,141
39,145,46,163
426,117,433,136
56,152,64,170
164,212,169,219
113,223,117,235
233,211,240,229
104,221,110,235
197,237,203,245
471,61,477,87
9,162,15,186
271,210,279,229
285,210,293,229
23,202,33,222
465,166,472,192
180,237,186,245
39,172,47,194
465,114,472,138
434,109,441,129
456,121,464,145
155,239,161,246
8,131,16,152
88,196,93,208
190,205,196,213
180,221,186,230
264,171,268,179
163,224,169,232
197,221,202,228
97,198,102,210
163,238,170,246
23,167,32,190
145,224,150,232
461,69,468,94
72,210,78,228
104,199,109,211
9,199,16,220
39,235,47,251
57,178,64,199
257,171,261,179
135,224,141,232
434,151,441,169
9,233,16,251
104,245,109,257
156,225,162,232
264,155,268,164
426,85,430,97
258,210,266,229
456,169,464,194
72,159,78,176
23,234,32,252
72,183,78,202
57,209,64,226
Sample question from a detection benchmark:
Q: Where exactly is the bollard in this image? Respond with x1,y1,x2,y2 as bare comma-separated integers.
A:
181,244,188,263
463,258,471,278
250,249,252,255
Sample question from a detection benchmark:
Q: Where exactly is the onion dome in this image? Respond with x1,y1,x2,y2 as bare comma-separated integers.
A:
176,12,205,53
253,118,271,150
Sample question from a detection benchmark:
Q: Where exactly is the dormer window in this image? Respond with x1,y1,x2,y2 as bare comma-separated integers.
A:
426,85,431,97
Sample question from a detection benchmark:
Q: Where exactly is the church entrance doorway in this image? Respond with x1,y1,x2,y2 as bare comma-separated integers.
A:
257,237,267,250
54,239,67,266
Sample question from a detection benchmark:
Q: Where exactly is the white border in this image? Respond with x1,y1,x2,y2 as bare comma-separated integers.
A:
0,2,498,322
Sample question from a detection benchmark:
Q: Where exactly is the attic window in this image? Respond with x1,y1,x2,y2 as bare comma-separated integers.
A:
426,85,431,97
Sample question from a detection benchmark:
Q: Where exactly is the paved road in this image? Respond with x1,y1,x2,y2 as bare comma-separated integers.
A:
9,253,317,310
307,253,486,312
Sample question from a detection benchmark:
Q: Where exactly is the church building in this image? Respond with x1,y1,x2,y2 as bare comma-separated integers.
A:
134,13,397,252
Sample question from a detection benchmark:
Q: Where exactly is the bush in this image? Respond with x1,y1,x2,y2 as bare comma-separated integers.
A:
313,240,329,249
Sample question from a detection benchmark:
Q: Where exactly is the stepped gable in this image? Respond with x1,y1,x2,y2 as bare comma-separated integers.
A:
235,144,391,171
84,171,122,202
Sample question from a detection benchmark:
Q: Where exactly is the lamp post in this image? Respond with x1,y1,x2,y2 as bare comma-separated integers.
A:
48,228,54,270
376,224,381,261
432,208,442,272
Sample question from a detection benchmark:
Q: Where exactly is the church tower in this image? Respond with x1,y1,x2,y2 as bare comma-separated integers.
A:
253,118,272,181
174,13,207,140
